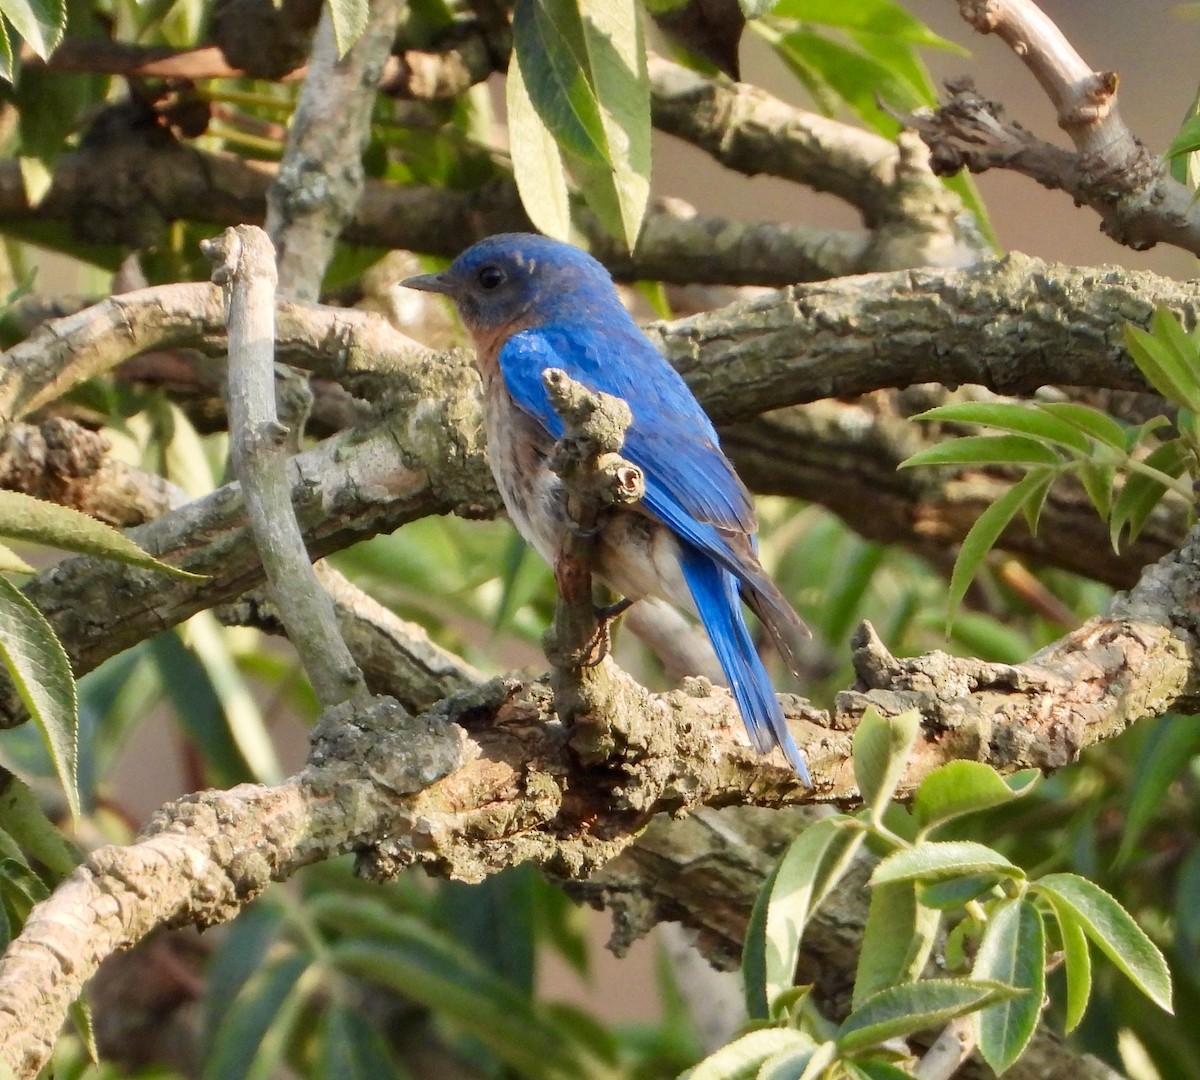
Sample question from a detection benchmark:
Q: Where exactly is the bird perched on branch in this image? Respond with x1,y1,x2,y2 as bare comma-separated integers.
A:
402,233,811,783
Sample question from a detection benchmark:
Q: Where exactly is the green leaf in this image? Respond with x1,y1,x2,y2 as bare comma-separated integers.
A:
900,435,1061,470
758,1040,837,1080
917,874,1001,911
853,881,940,1009
1109,439,1189,550
1035,402,1129,450
204,902,286,1047
1048,898,1092,1034
0,856,48,927
512,0,651,248
0,490,202,579
845,1061,916,1080
1118,714,1200,864
1167,111,1200,159
320,1002,409,1079
852,707,919,820
912,402,1091,453
0,0,63,59
1078,459,1115,520
68,998,99,1066
0,543,32,575
0,771,81,879
688,1029,813,1080
0,577,78,824
0,19,13,82
913,762,1037,833
761,817,864,1011
972,898,1045,1073
327,0,369,57
507,50,573,241
323,902,607,1080
439,867,537,996
1125,315,1200,413
948,470,1053,621
1033,873,1172,1013
837,979,1018,1055
743,860,779,1020
761,27,922,133
770,0,964,52
870,841,1023,887
203,951,314,1080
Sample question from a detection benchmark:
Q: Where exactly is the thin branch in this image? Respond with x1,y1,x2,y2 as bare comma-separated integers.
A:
205,224,367,707
0,418,183,525
899,0,1200,254
265,0,405,300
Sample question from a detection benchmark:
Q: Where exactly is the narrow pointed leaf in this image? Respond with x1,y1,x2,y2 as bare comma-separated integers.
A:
918,874,1001,911
871,841,1022,887
853,881,940,1008
0,772,80,879
0,0,63,59
1152,306,1200,400
1125,319,1200,412
1118,714,1200,864
0,576,78,823
837,979,1018,1055
900,435,1061,469
203,952,314,1080
973,898,1045,1073
1035,402,1128,450
853,707,919,818
689,1028,812,1080
1078,460,1115,520
770,0,964,52
948,471,1050,620
1048,898,1092,1034
1034,874,1171,1012
762,818,864,1011
327,0,368,56
508,50,573,241
1110,439,1189,550
320,1003,406,1079
743,860,779,1019
0,490,201,579
0,543,32,574
913,402,1090,453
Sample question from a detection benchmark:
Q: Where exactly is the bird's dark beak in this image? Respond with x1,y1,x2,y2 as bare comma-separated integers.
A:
400,271,457,296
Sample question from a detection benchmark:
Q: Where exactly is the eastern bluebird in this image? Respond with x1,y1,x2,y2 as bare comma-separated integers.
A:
403,234,811,783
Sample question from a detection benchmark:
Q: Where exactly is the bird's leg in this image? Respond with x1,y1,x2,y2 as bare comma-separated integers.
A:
576,596,634,667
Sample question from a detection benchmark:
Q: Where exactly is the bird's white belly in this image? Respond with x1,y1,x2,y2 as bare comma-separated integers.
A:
484,388,694,614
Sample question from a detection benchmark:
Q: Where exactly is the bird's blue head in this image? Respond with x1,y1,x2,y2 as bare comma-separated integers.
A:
401,233,621,335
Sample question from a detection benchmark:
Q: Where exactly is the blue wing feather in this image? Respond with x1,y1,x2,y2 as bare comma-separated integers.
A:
498,325,756,534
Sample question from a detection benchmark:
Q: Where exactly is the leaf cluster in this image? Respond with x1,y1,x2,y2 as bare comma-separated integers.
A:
696,709,1174,1078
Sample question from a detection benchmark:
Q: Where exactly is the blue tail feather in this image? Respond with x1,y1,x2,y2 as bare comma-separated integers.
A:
678,546,811,785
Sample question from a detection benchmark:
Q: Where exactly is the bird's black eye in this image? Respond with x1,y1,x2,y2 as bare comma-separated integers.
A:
478,265,505,290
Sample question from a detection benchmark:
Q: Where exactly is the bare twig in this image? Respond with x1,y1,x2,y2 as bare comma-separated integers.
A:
265,1,405,300
899,0,1200,254
203,224,367,707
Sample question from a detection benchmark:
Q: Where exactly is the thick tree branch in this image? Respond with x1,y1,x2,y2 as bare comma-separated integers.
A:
3,502,1200,1073
4,256,1195,433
